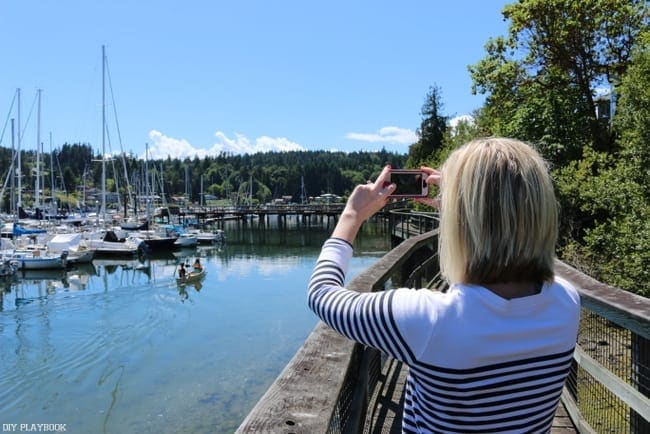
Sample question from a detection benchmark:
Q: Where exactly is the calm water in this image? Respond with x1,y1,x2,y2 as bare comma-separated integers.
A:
0,218,390,433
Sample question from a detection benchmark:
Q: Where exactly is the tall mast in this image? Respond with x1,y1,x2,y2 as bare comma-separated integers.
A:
200,175,204,207
101,45,107,223
10,118,15,216
17,88,21,210
50,132,55,213
145,142,150,222
35,88,42,209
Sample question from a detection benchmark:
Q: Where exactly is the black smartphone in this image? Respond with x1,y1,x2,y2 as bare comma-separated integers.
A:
388,169,429,198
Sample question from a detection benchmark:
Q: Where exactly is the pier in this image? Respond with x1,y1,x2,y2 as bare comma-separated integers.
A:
174,203,346,227
237,210,650,433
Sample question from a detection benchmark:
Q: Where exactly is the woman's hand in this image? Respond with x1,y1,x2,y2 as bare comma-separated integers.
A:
414,166,442,210
331,165,396,243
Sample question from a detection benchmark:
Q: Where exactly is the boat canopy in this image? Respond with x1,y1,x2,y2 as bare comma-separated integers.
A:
13,223,47,236
47,233,82,252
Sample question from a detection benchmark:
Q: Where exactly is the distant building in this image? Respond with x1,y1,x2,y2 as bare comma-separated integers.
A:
594,87,615,122
314,193,343,204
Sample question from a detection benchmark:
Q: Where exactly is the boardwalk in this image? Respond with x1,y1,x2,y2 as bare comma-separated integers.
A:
367,358,578,433
238,223,649,433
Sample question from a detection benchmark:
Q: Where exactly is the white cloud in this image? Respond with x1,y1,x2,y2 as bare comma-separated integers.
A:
449,114,474,129
145,130,206,160
448,115,475,136
346,126,417,145
145,130,305,159
210,131,305,154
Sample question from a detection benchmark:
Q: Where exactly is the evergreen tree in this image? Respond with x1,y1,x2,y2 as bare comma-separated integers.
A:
408,85,448,165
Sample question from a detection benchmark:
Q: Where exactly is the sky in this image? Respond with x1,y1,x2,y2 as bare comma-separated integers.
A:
0,0,511,160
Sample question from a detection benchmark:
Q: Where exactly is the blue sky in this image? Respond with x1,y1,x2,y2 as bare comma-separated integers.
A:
0,0,510,160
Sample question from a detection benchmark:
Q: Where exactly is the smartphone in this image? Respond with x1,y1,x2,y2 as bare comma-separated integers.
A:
388,169,429,198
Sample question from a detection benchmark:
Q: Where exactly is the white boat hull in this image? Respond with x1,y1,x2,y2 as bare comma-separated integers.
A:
16,256,67,270
174,234,198,248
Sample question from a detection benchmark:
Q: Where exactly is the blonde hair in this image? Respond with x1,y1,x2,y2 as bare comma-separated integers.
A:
438,138,558,285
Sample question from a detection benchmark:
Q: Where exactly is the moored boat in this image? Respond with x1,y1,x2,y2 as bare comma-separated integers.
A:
186,228,225,244
4,250,68,270
80,229,143,257
174,233,198,248
46,233,95,264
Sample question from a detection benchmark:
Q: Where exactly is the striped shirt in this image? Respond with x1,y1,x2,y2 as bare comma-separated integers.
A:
308,238,581,433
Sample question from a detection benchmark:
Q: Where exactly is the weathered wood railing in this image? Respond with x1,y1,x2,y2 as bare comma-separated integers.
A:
237,211,650,433
236,229,438,433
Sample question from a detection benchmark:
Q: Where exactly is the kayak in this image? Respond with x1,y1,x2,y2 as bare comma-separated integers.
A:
177,268,206,284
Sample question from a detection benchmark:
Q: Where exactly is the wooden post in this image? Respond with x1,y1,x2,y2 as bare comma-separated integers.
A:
631,332,650,433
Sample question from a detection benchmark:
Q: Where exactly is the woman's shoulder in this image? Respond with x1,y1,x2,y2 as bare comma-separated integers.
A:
550,276,581,303
390,286,463,318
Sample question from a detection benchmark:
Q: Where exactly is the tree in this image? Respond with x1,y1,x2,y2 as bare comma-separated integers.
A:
408,85,448,165
469,0,646,162
554,30,650,295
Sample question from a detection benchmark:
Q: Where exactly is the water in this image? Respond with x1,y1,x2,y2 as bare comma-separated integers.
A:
0,218,390,433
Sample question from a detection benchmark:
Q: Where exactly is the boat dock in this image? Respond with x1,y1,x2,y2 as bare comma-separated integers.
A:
176,204,346,226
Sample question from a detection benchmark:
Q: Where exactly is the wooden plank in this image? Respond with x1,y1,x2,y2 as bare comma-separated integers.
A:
555,260,650,339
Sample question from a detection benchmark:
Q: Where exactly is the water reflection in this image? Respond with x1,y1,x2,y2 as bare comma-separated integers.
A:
0,220,390,433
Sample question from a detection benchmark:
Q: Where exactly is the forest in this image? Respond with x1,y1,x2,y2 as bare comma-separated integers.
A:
0,145,407,206
0,0,647,296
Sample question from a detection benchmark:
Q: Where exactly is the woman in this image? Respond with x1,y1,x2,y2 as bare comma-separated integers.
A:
308,138,580,433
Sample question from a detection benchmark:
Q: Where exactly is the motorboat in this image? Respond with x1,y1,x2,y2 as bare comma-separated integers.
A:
80,230,143,257
2,249,68,270
131,228,178,252
174,233,198,248
46,233,95,264
186,228,226,244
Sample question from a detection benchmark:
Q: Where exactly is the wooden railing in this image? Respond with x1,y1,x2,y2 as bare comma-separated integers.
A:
236,230,438,433
237,211,650,433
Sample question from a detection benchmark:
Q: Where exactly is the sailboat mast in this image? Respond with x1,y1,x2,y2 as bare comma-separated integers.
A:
17,88,22,210
35,88,42,209
145,142,150,222
50,132,55,214
101,45,107,222
10,118,15,216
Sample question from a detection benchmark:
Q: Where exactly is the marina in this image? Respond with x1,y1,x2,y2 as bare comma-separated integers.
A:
0,218,390,433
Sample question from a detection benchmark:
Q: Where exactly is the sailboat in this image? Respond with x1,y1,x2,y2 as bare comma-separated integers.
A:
79,46,143,257
127,143,178,251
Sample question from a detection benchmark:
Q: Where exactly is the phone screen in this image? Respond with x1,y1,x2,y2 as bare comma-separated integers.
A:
390,171,427,196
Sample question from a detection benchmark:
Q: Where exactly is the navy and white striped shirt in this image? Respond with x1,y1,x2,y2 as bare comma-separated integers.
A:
308,238,580,433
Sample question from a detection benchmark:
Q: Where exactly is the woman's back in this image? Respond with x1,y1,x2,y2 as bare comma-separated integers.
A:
390,279,580,432
308,239,580,433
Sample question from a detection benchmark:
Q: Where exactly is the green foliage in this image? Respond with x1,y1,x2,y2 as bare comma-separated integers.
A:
553,27,650,295
470,0,649,295
614,31,650,190
0,148,407,207
555,147,650,295
469,0,646,163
